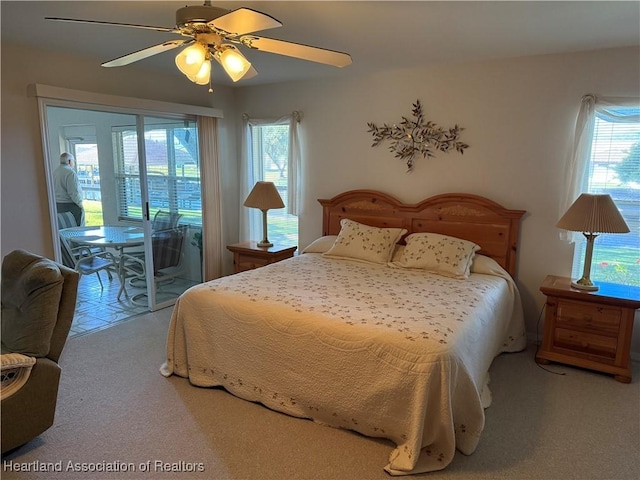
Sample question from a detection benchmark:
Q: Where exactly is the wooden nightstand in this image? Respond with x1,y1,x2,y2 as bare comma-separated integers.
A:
536,275,640,383
227,242,297,274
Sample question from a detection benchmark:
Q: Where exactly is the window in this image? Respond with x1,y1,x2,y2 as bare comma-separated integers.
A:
113,126,142,221
68,135,102,226
248,123,298,245
113,120,201,225
572,107,640,287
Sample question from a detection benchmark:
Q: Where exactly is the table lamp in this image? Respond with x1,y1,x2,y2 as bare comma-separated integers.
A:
556,193,629,291
244,181,285,248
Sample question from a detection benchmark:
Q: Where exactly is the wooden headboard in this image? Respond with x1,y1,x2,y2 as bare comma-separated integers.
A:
318,190,526,277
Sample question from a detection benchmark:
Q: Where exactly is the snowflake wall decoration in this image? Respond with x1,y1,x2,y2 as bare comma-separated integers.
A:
367,99,469,172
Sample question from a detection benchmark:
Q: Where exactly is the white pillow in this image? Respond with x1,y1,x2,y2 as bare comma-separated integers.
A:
470,254,508,276
391,232,480,279
302,235,338,254
323,219,407,265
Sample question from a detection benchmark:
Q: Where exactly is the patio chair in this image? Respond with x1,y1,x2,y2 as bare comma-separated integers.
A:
57,212,104,255
117,210,184,257
56,211,77,230
58,231,118,290
117,225,187,303
152,210,183,233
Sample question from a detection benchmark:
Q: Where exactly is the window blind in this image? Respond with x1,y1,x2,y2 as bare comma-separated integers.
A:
113,122,201,224
572,108,640,287
113,127,142,221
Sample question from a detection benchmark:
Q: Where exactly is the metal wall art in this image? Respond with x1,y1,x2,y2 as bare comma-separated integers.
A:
367,100,469,172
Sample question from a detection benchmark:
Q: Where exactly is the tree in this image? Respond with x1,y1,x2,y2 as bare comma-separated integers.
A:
262,125,289,178
615,141,640,184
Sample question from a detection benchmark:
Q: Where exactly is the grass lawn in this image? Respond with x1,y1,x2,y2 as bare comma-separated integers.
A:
590,246,640,287
84,200,104,226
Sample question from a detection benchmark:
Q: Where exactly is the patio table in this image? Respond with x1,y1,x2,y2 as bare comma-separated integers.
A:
59,225,144,249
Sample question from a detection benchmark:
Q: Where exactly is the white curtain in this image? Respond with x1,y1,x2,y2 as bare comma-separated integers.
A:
288,111,302,216
239,112,301,242
559,95,640,242
239,114,257,242
197,115,223,280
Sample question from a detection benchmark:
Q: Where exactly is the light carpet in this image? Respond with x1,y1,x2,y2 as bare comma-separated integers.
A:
2,307,639,480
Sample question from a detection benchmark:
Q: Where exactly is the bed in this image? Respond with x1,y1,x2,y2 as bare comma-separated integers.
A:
161,189,527,475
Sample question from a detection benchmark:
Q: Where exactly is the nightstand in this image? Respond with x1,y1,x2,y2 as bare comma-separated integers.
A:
227,242,297,274
536,275,640,383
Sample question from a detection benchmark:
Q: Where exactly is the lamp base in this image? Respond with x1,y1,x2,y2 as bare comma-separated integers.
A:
257,209,273,248
571,234,599,292
571,278,599,292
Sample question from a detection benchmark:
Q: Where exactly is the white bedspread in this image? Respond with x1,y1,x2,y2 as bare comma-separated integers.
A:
162,253,526,475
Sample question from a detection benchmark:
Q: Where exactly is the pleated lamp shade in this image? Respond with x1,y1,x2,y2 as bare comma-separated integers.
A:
557,194,629,234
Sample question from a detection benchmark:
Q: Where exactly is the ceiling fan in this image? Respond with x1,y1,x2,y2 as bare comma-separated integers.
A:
45,1,352,92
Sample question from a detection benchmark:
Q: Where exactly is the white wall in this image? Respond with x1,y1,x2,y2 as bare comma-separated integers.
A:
235,46,640,349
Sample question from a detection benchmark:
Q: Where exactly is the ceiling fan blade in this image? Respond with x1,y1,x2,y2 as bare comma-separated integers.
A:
210,8,282,36
45,17,179,33
241,36,352,67
102,39,193,67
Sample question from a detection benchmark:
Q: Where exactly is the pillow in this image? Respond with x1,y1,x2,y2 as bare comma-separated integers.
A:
302,235,338,254
470,254,508,277
1,257,63,357
1,353,37,400
391,232,480,279
323,219,407,265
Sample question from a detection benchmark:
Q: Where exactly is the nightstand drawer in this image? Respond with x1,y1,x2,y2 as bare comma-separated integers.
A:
227,242,297,274
554,327,617,359
236,257,269,271
556,300,621,334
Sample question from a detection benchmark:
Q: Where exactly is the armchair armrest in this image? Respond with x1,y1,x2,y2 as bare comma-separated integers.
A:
1,353,36,400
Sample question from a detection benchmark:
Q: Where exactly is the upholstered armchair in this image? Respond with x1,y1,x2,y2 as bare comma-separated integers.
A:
1,249,79,454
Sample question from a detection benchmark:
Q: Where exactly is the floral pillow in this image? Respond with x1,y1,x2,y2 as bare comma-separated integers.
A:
302,235,338,254
391,232,480,279
323,219,407,265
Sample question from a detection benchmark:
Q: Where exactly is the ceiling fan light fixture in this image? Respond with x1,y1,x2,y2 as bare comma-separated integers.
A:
189,59,212,85
175,42,208,77
216,46,252,82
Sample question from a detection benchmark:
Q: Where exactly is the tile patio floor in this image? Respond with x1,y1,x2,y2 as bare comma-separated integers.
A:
70,270,195,337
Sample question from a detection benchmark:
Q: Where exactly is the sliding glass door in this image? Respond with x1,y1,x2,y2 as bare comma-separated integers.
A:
115,116,202,310
43,103,203,312
145,116,201,308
